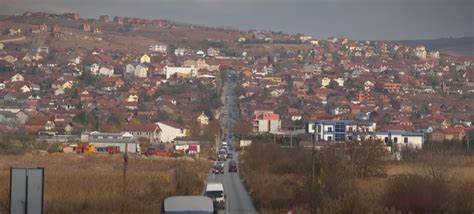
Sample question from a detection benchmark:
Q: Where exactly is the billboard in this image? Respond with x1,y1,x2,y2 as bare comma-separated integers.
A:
10,167,44,214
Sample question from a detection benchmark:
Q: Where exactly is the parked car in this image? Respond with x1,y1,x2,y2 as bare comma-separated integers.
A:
204,182,226,210
228,160,237,173
227,152,233,159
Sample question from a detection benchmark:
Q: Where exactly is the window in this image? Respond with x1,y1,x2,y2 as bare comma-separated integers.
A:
335,123,345,133
348,127,353,132
327,127,333,133
404,137,408,144
317,125,321,133
394,137,398,143
384,137,389,143
317,134,321,140
335,133,345,141
327,136,333,141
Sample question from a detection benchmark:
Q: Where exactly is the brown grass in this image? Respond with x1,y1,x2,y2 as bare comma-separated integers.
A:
241,143,474,213
0,153,210,213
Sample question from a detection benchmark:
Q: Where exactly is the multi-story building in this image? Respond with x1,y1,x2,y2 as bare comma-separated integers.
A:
306,120,376,141
252,110,281,133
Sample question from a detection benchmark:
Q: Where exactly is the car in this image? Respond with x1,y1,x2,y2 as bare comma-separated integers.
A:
204,182,226,210
228,161,237,173
212,161,225,174
227,152,233,159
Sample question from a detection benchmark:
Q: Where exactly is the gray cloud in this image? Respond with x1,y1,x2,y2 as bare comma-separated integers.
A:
0,0,472,40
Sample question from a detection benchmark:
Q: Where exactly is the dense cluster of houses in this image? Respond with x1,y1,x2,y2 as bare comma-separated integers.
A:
0,12,473,151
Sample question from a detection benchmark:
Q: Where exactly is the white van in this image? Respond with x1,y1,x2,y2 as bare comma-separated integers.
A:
204,182,225,210
162,196,214,214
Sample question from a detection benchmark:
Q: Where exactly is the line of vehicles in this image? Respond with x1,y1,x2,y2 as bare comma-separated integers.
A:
162,140,235,213
162,182,226,214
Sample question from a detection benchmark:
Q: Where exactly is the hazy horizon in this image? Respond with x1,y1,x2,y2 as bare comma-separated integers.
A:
0,0,472,40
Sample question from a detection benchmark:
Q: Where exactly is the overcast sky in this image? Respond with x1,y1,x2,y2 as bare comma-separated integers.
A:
0,0,472,40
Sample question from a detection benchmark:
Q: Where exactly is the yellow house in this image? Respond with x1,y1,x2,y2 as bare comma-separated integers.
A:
140,54,151,64
62,81,74,89
321,77,331,87
197,112,209,126
262,76,283,84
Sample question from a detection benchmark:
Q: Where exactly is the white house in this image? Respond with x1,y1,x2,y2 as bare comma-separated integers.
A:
414,46,427,59
374,130,424,149
88,63,100,74
163,66,197,79
155,121,188,143
125,63,148,78
149,44,168,54
174,48,188,56
364,80,375,91
98,66,114,77
123,123,161,143
11,74,24,82
20,85,31,93
207,48,220,57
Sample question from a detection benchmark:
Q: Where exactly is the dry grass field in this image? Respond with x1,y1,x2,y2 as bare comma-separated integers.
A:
240,143,474,213
0,153,210,214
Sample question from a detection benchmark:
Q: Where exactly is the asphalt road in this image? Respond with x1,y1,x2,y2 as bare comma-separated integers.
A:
207,70,258,214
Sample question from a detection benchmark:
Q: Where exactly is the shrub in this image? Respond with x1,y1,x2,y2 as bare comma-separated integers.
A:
384,174,449,213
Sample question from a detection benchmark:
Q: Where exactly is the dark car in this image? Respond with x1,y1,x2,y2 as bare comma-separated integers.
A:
227,152,233,159
213,161,225,174
228,161,237,173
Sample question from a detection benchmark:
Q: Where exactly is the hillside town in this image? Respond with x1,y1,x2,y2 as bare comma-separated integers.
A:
0,12,473,153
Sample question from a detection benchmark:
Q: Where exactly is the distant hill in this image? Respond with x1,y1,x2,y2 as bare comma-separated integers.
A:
396,37,474,56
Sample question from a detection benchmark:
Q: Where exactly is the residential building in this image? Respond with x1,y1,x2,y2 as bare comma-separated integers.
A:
163,66,197,79
149,44,168,53
252,110,281,133
156,121,188,143
374,130,424,149
123,123,161,143
306,120,376,141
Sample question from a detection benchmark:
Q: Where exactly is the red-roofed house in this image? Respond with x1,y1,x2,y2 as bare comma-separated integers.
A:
252,110,281,133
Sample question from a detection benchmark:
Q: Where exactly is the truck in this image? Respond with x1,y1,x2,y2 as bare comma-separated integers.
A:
144,145,169,157
162,196,214,214
204,182,226,210
96,146,121,154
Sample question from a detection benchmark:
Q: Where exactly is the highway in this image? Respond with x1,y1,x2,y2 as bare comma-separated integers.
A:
207,70,258,214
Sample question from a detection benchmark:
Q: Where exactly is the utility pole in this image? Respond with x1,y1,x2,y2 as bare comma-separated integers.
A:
467,133,470,152
310,131,316,214
122,140,129,194
121,139,129,214
290,132,293,148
